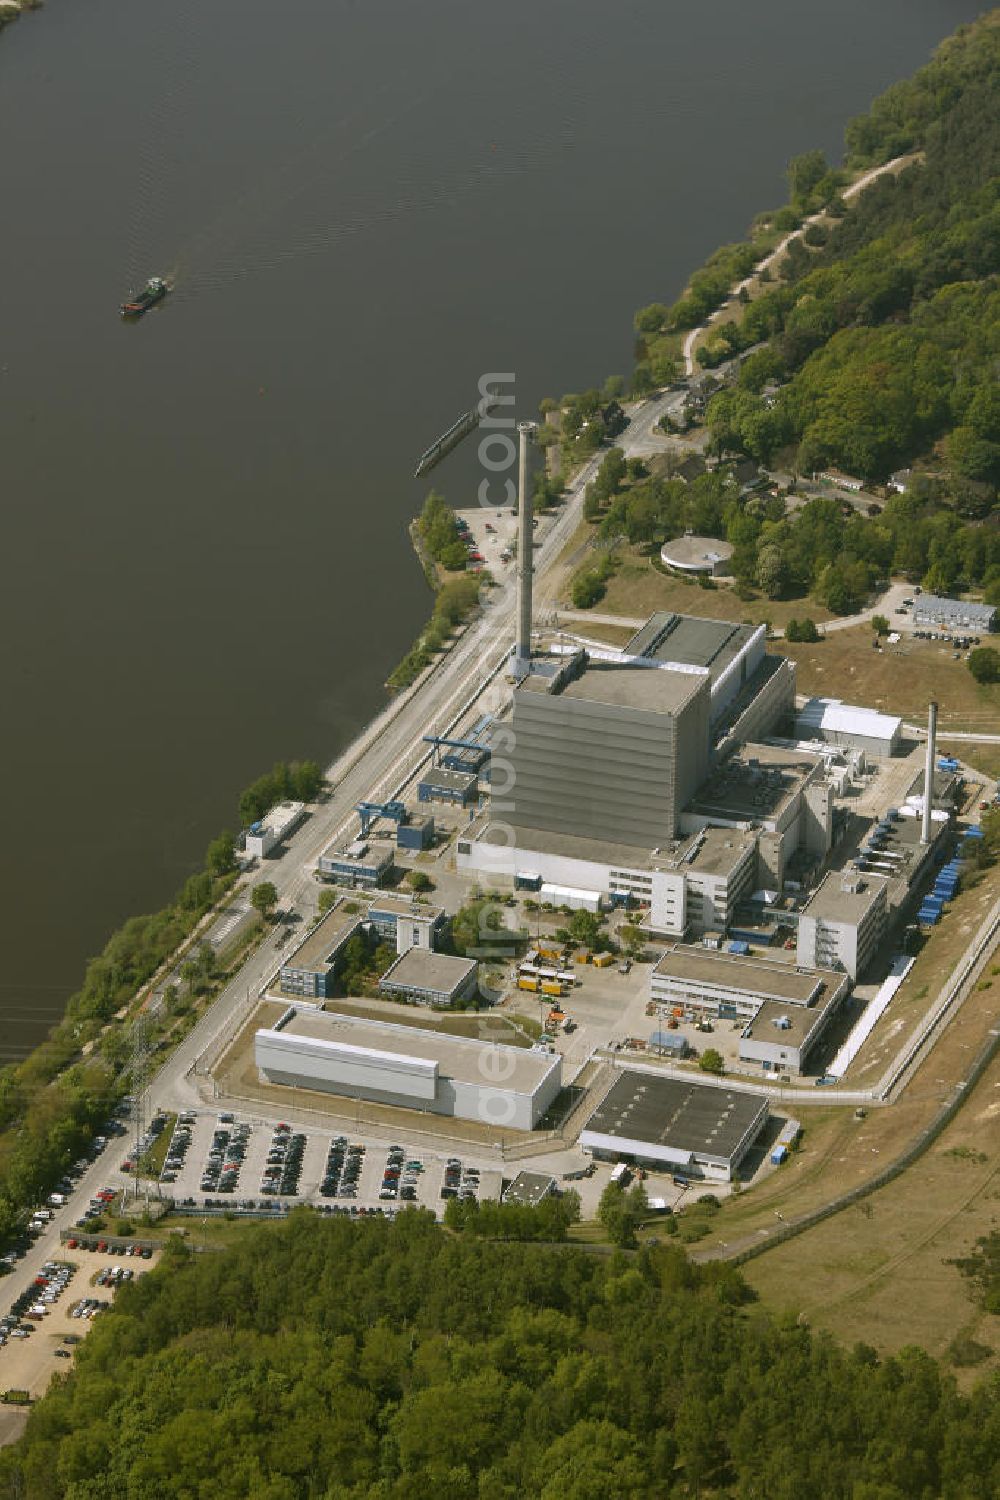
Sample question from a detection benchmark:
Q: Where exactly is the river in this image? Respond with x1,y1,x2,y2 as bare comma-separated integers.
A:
0,0,982,1060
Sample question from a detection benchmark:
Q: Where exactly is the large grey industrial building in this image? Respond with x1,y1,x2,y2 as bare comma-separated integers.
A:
580,1071,768,1181
461,615,797,933
501,650,710,849
651,944,848,1022
255,1006,562,1130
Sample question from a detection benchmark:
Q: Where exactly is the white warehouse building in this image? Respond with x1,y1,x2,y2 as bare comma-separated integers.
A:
254,1006,561,1131
794,699,901,759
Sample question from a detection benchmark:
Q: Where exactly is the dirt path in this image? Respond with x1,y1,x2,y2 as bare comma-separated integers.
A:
682,153,920,375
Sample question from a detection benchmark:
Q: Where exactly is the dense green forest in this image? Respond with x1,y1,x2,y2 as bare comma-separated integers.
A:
3,1212,999,1498
704,15,1000,487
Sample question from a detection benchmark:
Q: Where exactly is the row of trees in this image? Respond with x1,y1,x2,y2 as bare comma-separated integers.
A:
417,489,468,572
443,1192,580,1242
237,758,324,828
5,1208,1000,1497
387,573,482,690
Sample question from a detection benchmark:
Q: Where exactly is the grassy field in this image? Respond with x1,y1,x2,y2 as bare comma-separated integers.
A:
842,869,1000,1090
574,551,835,631
681,864,1000,1379
781,626,1000,731
138,1113,177,1180
741,1046,1000,1385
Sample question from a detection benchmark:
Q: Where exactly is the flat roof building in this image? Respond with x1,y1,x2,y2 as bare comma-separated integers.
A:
366,896,447,955
797,871,888,979
682,741,832,887
795,699,902,758
458,820,756,939
580,1071,768,1182
317,838,394,889
795,698,902,758
651,944,847,1021
503,649,710,850
278,902,363,999
623,612,766,727
417,767,479,807
659,535,733,577
912,594,996,631
246,801,306,860
739,990,843,1077
255,1007,561,1131
379,947,479,1008
502,1171,557,1207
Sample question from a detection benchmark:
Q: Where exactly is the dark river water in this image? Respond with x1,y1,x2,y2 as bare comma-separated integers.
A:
0,0,981,1059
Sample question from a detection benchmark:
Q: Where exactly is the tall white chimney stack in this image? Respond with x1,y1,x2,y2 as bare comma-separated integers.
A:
515,420,536,669
921,699,938,844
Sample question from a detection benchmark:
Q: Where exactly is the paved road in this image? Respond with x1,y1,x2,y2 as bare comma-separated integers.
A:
682,154,916,375
6,401,695,1358
150,389,682,1117
771,580,912,640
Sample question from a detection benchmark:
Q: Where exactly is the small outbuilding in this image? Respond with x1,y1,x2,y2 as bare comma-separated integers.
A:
659,535,733,577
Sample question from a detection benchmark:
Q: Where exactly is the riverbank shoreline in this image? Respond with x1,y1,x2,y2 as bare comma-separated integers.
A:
0,0,41,32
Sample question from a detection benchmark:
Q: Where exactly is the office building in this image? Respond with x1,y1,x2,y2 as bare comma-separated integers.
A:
366,896,448,955
651,944,848,1022
278,903,363,999
317,838,394,890
911,594,996,631
796,871,888,979
378,948,479,1008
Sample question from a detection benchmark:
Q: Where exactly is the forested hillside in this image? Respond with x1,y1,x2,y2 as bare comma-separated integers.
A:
705,14,1000,488
597,12,1000,614
3,1212,1000,1499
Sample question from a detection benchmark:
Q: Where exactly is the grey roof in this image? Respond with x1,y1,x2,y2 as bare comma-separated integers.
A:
583,1071,767,1162
741,997,830,1050
801,870,888,924
473,821,752,880
624,612,758,681
554,660,706,715
379,948,477,996
687,743,822,824
275,1008,555,1093
368,896,445,924
911,593,996,626
502,1171,557,1207
653,945,831,1006
682,826,757,878
418,766,478,792
321,839,394,868
282,904,362,973
660,535,733,570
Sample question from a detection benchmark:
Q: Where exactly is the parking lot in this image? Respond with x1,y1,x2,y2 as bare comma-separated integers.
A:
158,1110,503,1216
0,1247,160,1399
